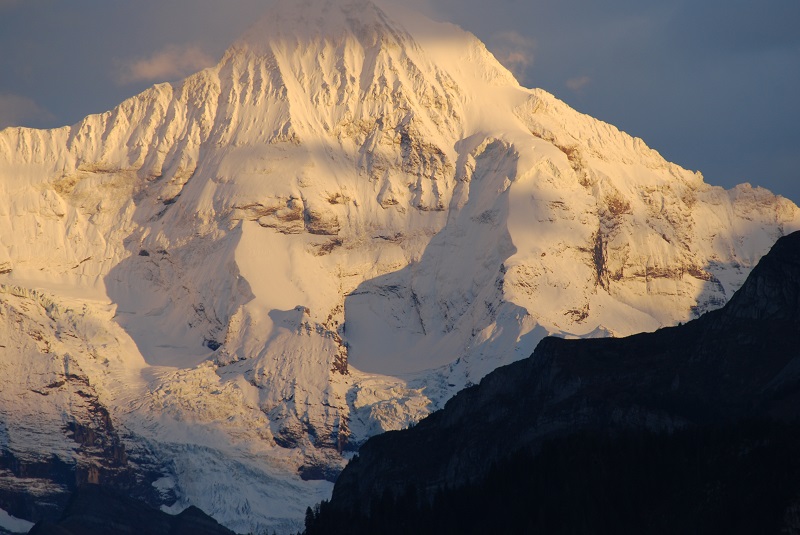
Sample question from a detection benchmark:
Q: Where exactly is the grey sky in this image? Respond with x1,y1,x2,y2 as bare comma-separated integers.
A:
1,0,798,203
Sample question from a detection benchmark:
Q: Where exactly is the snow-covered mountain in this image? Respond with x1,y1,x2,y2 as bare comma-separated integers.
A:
1,0,798,532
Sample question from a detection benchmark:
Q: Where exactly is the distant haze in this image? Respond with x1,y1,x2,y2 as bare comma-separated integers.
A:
0,0,797,203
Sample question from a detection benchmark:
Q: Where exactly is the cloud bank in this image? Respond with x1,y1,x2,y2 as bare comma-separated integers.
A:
487,30,536,81
114,43,215,85
0,94,54,129
566,76,591,93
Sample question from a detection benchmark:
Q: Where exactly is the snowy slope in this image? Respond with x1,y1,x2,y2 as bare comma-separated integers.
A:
1,0,799,532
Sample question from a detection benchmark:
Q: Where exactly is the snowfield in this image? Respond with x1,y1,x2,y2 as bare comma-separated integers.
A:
1,0,798,532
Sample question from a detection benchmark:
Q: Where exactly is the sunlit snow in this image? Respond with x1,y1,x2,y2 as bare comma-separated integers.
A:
0,0,798,532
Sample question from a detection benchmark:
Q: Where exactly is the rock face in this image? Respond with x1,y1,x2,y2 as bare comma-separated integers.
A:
0,0,799,531
0,286,163,524
330,231,800,512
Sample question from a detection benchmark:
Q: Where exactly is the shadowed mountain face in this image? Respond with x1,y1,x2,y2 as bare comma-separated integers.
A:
27,484,235,535
327,231,800,515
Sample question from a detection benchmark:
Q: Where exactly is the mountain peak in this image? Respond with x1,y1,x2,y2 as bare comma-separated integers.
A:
227,0,519,98
1,2,800,532
205,0,526,157
238,0,397,48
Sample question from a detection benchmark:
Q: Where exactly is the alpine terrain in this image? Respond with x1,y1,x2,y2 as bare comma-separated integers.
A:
313,230,800,534
0,0,798,532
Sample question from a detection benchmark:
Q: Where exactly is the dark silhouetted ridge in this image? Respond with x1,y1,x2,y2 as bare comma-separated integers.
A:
27,484,235,535
312,231,800,534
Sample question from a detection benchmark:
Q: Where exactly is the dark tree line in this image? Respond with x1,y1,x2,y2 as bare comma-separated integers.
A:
305,421,800,535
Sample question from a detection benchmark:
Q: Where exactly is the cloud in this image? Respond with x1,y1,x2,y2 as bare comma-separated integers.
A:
0,93,55,129
566,76,591,92
114,43,215,85
378,0,436,16
487,30,536,81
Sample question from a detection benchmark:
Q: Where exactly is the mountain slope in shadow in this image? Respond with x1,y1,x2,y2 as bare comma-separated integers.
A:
27,485,235,535
312,230,800,534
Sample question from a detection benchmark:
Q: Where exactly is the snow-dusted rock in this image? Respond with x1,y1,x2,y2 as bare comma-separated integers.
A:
0,0,798,532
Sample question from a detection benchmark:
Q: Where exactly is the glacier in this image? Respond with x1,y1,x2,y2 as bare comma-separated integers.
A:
0,0,798,532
